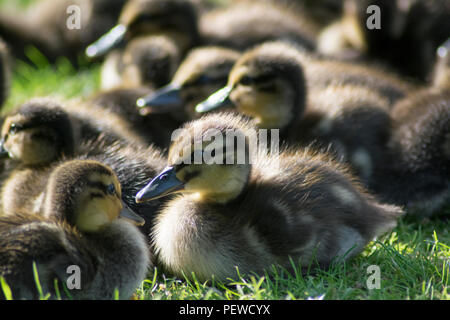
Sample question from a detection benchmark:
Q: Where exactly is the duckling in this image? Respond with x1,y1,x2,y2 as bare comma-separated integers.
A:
432,38,450,89
371,89,450,217
0,159,150,300
195,41,396,184
0,38,10,109
99,35,180,91
0,104,167,236
1,98,146,151
320,0,450,81
85,0,200,59
0,0,126,65
136,46,240,120
135,113,403,282
199,0,319,51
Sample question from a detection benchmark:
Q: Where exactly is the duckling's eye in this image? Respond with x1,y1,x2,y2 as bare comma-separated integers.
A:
239,75,255,86
9,123,22,135
106,184,116,195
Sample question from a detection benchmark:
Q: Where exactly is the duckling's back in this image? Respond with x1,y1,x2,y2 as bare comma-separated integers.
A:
0,213,96,300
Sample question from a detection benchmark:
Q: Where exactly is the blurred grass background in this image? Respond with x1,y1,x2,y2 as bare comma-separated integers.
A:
0,0,448,300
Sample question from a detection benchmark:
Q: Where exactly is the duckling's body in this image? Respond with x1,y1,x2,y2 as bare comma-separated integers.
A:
0,105,167,236
136,113,403,282
0,160,149,300
0,0,126,65
137,46,240,120
372,89,450,216
0,38,10,108
196,42,398,184
89,87,183,149
199,1,318,51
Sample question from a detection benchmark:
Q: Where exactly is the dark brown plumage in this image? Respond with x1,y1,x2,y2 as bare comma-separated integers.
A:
319,0,450,81
199,0,319,51
372,89,450,216
0,160,150,300
135,113,403,282
89,87,183,149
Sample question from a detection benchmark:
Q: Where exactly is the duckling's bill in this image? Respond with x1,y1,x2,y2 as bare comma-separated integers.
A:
86,24,127,59
195,86,233,113
135,167,184,203
136,83,183,114
120,201,145,226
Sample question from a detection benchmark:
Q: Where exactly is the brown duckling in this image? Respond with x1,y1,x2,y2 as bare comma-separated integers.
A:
0,0,126,65
199,0,319,52
136,46,240,120
85,0,200,59
135,113,403,282
319,0,450,81
0,104,167,236
0,159,149,300
195,41,395,184
99,35,180,91
372,89,450,217
1,97,146,150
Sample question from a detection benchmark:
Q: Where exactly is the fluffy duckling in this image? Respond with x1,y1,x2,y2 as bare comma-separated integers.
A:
0,0,126,65
0,38,10,109
199,0,319,51
99,35,180,91
432,38,450,89
372,89,450,217
135,113,403,282
137,46,240,120
195,42,395,184
1,98,146,151
86,0,200,59
319,0,450,81
0,159,149,300
0,104,167,236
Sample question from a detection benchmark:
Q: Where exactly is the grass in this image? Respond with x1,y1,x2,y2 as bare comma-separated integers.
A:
0,1,448,301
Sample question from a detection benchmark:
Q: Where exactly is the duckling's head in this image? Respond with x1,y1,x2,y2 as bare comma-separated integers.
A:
0,99,74,165
44,160,144,232
195,42,306,132
136,113,255,204
120,35,180,88
137,46,240,119
86,0,199,58
433,38,450,89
